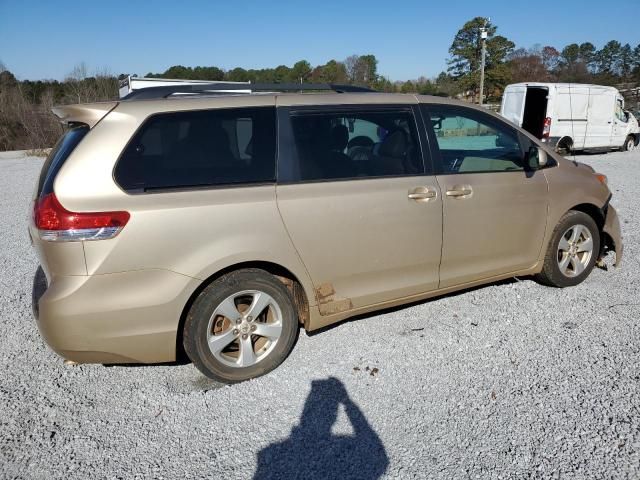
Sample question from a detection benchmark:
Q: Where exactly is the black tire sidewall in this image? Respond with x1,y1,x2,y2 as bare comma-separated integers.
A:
184,269,299,383
624,136,633,151
545,212,600,287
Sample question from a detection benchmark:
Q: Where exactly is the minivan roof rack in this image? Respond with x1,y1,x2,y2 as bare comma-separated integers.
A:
121,82,375,100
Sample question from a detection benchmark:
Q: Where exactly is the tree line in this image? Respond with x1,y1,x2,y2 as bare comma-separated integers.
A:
1,16,639,150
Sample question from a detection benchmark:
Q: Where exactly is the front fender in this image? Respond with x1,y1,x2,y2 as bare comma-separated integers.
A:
603,205,623,267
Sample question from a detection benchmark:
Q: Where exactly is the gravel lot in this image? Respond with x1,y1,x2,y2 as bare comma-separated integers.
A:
1,149,639,479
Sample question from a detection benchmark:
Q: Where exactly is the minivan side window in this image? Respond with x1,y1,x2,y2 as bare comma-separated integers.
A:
281,108,424,182
426,105,526,174
115,107,276,192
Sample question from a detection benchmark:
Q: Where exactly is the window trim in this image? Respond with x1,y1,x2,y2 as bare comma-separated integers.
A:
420,103,548,176
276,104,432,185
112,105,278,195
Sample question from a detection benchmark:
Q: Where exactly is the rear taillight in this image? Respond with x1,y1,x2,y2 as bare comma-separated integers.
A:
542,117,551,139
34,193,130,242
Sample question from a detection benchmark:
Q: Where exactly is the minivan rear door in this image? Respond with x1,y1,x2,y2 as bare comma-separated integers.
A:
275,100,442,315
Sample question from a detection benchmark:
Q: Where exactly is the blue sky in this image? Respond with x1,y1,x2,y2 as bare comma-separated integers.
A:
1,0,638,81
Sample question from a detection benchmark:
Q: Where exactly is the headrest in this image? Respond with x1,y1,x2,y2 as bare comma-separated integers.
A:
329,124,349,151
378,130,407,158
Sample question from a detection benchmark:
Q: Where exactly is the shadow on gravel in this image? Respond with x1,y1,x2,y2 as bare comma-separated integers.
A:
254,377,388,480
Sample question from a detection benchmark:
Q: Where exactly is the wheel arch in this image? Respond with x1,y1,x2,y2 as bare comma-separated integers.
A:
175,261,311,361
564,203,610,259
556,136,573,152
567,203,605,230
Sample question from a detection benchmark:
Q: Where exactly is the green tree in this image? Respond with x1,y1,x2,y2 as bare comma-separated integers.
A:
557,43,590,82
560,44,580,68
312,60,348,83
633,44,640,81
617,43,633,80
597,40,622,75
291,60,312,83
345,54,378,85
578,42,597,71
226,67,250,82
399,80,415,93
447,17,514,101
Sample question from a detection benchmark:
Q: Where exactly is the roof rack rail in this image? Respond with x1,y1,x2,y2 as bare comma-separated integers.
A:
121,82,375,100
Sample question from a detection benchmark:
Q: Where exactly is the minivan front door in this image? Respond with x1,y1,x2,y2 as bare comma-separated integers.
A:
423,104,548,288
276,104,443,314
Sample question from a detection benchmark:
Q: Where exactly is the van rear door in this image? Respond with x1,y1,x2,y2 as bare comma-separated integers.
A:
500,85,527,126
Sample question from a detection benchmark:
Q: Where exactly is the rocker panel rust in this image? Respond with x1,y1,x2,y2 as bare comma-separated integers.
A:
315,282,353,316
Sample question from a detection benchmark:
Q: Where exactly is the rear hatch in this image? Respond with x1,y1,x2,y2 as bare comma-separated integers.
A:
29,102,118,282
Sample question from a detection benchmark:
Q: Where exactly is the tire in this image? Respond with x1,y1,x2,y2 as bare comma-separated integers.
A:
535,211,600,288
184,268,299,383
622,135,636,152
556,138,573,156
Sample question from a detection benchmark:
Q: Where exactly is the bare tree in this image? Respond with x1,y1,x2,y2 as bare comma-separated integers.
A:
344,55,360,83
65,62,90,103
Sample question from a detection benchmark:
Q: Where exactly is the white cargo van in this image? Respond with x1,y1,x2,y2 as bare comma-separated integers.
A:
501,82,639,153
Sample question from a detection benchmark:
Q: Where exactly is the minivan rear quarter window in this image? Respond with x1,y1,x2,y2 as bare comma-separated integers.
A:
115,107,276,192
37,125,89,198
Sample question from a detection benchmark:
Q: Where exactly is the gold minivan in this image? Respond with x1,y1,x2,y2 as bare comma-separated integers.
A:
30,84,622,383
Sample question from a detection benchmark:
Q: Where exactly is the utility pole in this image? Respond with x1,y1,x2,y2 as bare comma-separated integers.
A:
479,20,488,105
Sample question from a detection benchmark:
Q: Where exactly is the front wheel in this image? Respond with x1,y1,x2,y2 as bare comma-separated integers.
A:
535,211,600,287
183,269,299,383
623,135,636,152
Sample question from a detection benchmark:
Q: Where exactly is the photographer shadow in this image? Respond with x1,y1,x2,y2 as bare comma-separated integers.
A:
254,377,389,480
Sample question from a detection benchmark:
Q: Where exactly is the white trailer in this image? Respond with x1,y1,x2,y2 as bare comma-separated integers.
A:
118,76,251,99
500,82,639,152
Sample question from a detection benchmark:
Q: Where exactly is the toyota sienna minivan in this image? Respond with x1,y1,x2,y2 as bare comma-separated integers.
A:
30,83,623,383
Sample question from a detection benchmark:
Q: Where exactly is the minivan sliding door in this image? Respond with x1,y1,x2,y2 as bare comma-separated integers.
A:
275,104,443,314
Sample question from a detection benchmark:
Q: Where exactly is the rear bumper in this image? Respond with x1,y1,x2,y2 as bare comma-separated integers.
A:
603,205,623,267
32,267,200,364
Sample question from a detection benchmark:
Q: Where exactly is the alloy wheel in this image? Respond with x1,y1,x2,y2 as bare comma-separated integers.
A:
206,290,283,368
556,224,594,277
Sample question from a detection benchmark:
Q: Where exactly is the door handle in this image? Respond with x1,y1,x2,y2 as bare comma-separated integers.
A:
445,186,473,198
408,186,437,201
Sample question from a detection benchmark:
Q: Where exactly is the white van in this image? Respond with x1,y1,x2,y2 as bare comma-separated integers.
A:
500,83,639,153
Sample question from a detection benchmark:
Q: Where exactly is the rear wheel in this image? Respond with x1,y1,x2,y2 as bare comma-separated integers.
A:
183,269,299,383
556,137,573,155
623,135,636,152
536,211,600,287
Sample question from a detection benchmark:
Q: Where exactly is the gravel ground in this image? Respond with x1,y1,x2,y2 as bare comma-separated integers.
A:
1,149,639,479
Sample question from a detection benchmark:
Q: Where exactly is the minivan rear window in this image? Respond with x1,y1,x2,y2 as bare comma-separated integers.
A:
115,107,276,192
37,126,89,198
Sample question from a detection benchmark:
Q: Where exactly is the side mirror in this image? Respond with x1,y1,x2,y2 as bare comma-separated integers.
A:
527,146,547,170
